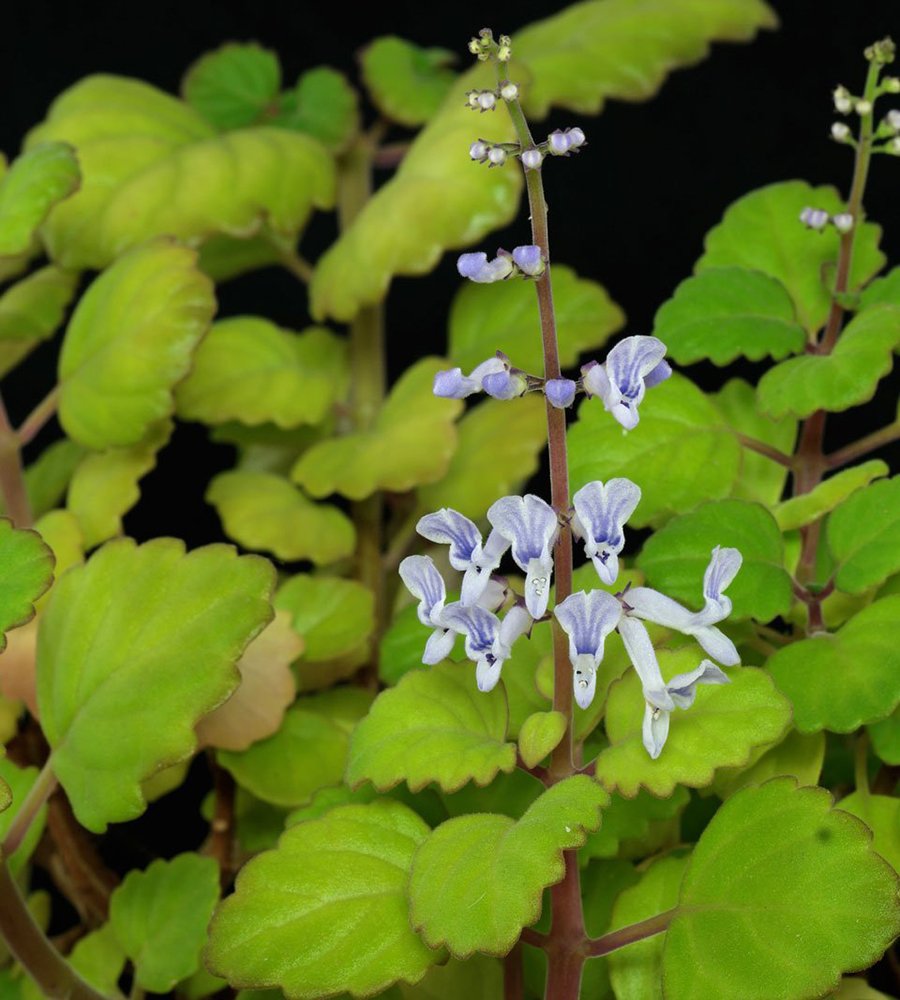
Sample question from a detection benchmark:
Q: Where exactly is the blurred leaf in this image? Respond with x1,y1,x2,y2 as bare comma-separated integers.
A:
273,67,360,153
828,476,900,594
860,265,900,309
207,470,356,565
0,520,54,654
69,925,126,998
207,801,440,997
292,358,461,500
396,955,502,1000
175,318,348,429
197,232,282,282
58,241,214,449
582,787,690,862
361,37,456,127
0,758,48,873
838,792,900,874
774,459,887,532
182,43,281,130
0,143,80,256
275,575,374,661
37,538,274,831
710,729,825,799
663,779,900,999
868,709,900,766
18,440,86,520
0,266,78,341
698,181,885,332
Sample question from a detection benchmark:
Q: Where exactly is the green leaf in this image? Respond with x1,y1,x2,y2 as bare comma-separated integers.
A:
518,711,567,769
767,596,900,733
69,925,126,998
28,76,335,270
275,575,374,661
869,709,900,766
206,800,439,998
176,319,347,429
378,602,459,686
831,977,896,999
58,240,214,449
408,776,608,956
0,520,54,653
309,61,518,323
197,232,282,282
829,476,900,594
22,439,87,520
416,397,546,520
273,68,360,153
713,378,796,505
0,266,78,342
361,37,456,127
67,420,172,548
774,459,888,532
663,778,900,1000
207,471,356,565
839,792,900,874
582,787,690,862
595,654,791,797
607,854,688,1000
757,305,900,419
449,264,624,375
697,181,885,332
218,689,372,808
182,43,281,130
0,144,80,256
347,661,517,794
652,267,806,365
568,373,741,527
396,955,502,1000
710,729,825,799
860,265,900,310
37,538,274,831
110,854,219,993
292,359,462,500
515,0,777,117
0,759,49,873
636,499,792,621
580,859,641,1000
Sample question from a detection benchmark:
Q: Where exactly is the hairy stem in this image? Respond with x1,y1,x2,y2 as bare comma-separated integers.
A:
585,907,678,957
1,757,57,857
737,434,794,468
17,387,60,447
545,851,586,999
0,391,33,527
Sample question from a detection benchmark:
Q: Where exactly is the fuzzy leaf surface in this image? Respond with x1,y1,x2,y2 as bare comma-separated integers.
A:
582,787,690,861
518,711,567,769
774,460,887,532
206,800,439,998
0,520,54,654
0,143,80,256
839,792,900,874
663,779,900,999
710,729,825,799
361,37,456,127
182,43,281,130
408,777,608,956
275,575,374,662
828,477,900,594
37,538,274,831
869,710,900,766
0,266,78,342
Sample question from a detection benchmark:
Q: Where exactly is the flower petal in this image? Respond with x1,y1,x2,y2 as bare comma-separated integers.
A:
487,494,558,570
399,555,446,627
554,590,622,664
423,627,455,665
605,335,668,404
441,602,497,660
642,702,670,760
644,358,672,389
572,652,597,709
581,360,616,406
545,378,577,409
692,625,741,666
703,546,742,605
417,509,482,570
572,479,640,585
476,656,503,692
618,616,666,694
524,555,553,619
624,587,696,632
496,604,532,655
666,659,729,708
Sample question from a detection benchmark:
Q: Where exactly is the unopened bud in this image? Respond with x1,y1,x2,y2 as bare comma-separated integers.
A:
833,86,853,113
855,99,873,115
865,38,895,65
800,207,829,230
512,244,545,276
469,141,490,162
884,77,900,93
488,146,507,166
566,126,586,149
466,91,480,109
547,130,570,155
831,122,851,142
500,81,519,102
498,35,512,62
478,91,497,112
545,378,577,409
886,109,900,129
890,136,900,155
468,38,482,55
832,212,854,233
521,148,543,170
483,369,527,400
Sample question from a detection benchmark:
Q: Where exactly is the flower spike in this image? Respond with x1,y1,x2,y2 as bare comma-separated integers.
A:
582,335,670,430
441,602,532,691
571,478,641,585
554,590,622,709
416,507,509,606
398,555,456,664
487,494,559,618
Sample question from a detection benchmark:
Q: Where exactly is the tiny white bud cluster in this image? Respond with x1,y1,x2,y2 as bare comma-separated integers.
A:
831,122,852,142
546,127,587,156
465,89,498,112
884,77,900,94
488,147,507,166
833,86,853,114
520,148,543,170
832,212,854,233
889,136,900,155
469,141,490,162
497,35,512,62
500,81,519,102
799,207,829,231
886,109,900,130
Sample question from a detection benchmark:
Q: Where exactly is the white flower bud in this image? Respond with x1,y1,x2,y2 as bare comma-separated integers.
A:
500,82,519,102
831,122,851,142
498,35,512,62
468,38,482,55
466,91,480,109
890,136,900,155
799,207,829,231
833,86,853,114
566,127,586,149
886,109,900,130
547,130,570,155
469,141,489,162
488,146,507,166
855,99,873,116
832,212,854,233
521,148,543,170
478,91,497,112
884,77,900,94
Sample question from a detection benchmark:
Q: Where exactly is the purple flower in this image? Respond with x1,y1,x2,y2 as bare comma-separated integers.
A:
512,245,544,277
483,369,527,400
800,207,829,231
433,356,507,399
487,494,559,618
457,252,514,283
416,508,509,606
398,555,456,664
554,590,622,709
582,335,670,430
571,478,641,585
545,378,576,409
441,603,532,691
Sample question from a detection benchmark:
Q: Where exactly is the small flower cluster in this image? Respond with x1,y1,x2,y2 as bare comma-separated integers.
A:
401,480,742,759
466,82,519,112
831,43,900,157
469,128,586,170
457,244,545,282
799,206,854,233
468,29,511,63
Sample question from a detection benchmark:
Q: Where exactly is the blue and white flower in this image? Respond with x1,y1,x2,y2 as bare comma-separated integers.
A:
398,555,457,665
441,602,532,691
572,478,641,585
623,546,743,666
618,616,729,759
417,507,509,606
487,494,559,618
554,590,623,709
457,251,514,283
582,335,671,430
545,378,577,409
433,356,507,399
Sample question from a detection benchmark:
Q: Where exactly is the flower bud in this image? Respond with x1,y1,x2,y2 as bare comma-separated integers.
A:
433,369,470,398
890,136,900,155
545,378,577,409
478,91,497,112
498,35,512,62
547,129,570,155
566,127,586,149
799,206,829,230
457,251,513,283
831,122,851,142
483,369,527,400
466,90,481,109
468,38,482,55
521,148,543,170
512,245,545,277
886,109,900,130
884,77,900,93
500,81,519,102
469,141,490,162
832,212,854,233
488,146,507,166
855,99,873,115
833,86,853,113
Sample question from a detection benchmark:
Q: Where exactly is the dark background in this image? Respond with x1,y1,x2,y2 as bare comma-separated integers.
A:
1,0,899,543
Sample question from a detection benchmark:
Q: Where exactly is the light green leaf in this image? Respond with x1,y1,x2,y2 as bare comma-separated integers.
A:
830,977,895,1000
21,440,87,520
207,471,356,565
218,689,372,808
518,711,567,769
515,0,777,117
397,955,502,1000
767,597,900,733
347,661,516,793
291,359,462,500
273,67,360,153
0,759,49,873
568,373,740,527
860,265,900,310
663,779,900,1000
608,854,688,1000
67,420,172,548
774,459,888,532
636,499,792,621
58,240,214,449
309,61,518,323
595,653,791,797
757,305,900,419
0,266,78,342
196,232,282,282
417,396,546,520
206,800,439,998
697,180,885,332
110,854,220,993
829,476,900,594
361,37,456,127
839,792,900,874
32,510,83,598
182,43,281,130
653,267,806,365
275,575,374,662
408,776,608,956
869,709,900,766
449,265,624,375
0,520,54,653
28,76,335,270
582,787,690,862
175,318,348,429
37,538,274,831
0,144,80,256
69,925,126,998
714,378,796,505
710,729,825,799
